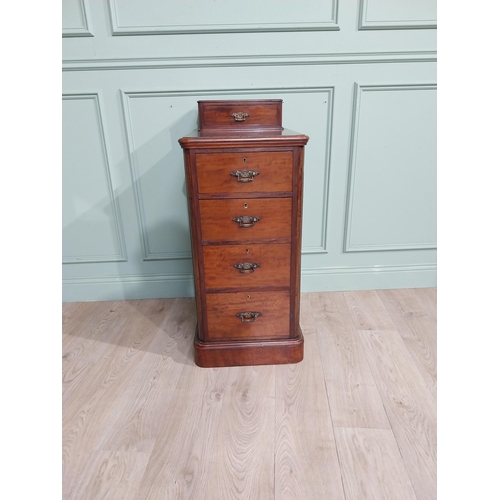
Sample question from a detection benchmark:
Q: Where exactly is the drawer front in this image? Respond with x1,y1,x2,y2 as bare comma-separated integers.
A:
203,243,290,289
198,100,282,130
205,290,290,340
196,151,293,194
200,198,292,242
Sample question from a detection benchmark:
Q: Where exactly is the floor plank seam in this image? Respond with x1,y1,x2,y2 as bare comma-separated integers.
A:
356,330,394,439
332,425,401,430
358,329,436,500
388,425,421,500
273,367,277,500
332,427,348,500
313,320,348,500
398,316,438,402
377,289,437,400
341,291,363,332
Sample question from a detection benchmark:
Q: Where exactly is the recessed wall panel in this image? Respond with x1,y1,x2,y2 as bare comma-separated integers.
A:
122,88,332,260
359,0,437,29
122,94,196,260
345,84,437,252
110,0,338,34
62,0,93,37
280,89,333,253
62,94,125,263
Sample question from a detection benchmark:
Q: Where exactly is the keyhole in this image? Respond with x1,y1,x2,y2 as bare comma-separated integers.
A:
245,248,249,254
243,157,247,163
243,203,248,209
246,295,251,300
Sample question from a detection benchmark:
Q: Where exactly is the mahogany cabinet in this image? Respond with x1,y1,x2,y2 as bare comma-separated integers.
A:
179,99,309,367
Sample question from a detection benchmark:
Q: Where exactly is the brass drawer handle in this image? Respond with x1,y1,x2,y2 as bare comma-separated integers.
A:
232,215,260,228
234,262,260,274
230,169,259,183
236,312,261,323
231,112,250,122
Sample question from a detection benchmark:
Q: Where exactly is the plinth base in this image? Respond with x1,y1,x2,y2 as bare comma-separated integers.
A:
193,326,304,368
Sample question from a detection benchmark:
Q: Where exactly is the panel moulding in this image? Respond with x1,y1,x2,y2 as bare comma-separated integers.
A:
120,92,192,261
62,0,94,37
62,52,437,72
62,93,127,264
303,86,334,254
108,0,339,35
343,83,437,253
358,0,437,30
121,86,334,259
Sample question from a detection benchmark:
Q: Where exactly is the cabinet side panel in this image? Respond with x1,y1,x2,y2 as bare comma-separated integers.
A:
184,149,208,340
291,146,305,338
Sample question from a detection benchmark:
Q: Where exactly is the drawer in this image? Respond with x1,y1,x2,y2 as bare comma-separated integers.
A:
205,290,290,341
198,100,282,131
200,198,292,243
196,151,293,194
203,243,290,290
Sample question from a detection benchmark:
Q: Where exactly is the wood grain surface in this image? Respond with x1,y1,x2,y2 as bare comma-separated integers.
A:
343,291,436,500
199,197,292,242
196,150,293,194
335,427,417,500
275,328,344,499
63,300,169,498
203,243,291,289
205,290,290,340
377,289,437,398
359,328,437,500
198,99,282,131
344,290,395,331
63,288,436,500
135,364,229,500
95,298,195,455
310,291,390,428
62,301,117,352
207,365,275,500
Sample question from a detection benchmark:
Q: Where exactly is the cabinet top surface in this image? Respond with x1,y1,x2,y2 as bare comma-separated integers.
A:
179,128,309,149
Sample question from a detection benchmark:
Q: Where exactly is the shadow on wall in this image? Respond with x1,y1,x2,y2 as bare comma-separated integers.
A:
63,108,202,362
63,105,199,301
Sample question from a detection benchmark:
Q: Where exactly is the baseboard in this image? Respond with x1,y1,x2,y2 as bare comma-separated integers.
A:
62,264,436,302
62,273,195,302
301,263,437,292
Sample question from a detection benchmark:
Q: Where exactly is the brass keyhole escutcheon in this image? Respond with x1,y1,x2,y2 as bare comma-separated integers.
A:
245,248,249,254
244,203,248,209
246,295,251,300
243,157,247,163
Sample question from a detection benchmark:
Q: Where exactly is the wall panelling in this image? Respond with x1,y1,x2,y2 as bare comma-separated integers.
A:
62,0,436,301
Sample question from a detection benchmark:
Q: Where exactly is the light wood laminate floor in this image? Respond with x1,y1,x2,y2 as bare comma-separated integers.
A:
62,289,436,500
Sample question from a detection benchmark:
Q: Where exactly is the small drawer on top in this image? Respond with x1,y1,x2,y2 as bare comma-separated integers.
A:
198,100,282,131
200,198,292,243
203,243,290,290
205,290,290,341
196,151,293,194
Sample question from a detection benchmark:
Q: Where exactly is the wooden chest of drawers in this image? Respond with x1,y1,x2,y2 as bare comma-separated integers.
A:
179,99,309,367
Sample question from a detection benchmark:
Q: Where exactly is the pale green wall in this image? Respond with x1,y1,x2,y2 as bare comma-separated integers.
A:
62,0,437,301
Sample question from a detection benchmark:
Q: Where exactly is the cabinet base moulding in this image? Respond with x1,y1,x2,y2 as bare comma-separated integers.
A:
193,326,304,368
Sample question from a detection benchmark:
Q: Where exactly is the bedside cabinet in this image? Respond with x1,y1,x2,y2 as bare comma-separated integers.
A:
179,99,309,368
